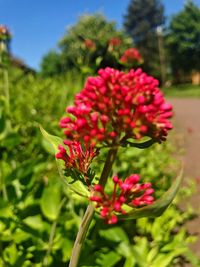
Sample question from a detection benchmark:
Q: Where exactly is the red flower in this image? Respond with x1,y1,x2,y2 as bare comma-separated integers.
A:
56,141,98,175
120,48,143,64
108,37,122,47
90,174,154,224
60,68,173,147
84,39,96,51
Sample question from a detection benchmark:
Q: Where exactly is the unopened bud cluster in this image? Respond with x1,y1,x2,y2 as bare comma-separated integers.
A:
60,67,173,146
56,141,97,175
90,174,154,224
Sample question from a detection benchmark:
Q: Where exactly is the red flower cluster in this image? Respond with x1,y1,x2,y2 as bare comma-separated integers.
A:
108,37,122,47
90,175,154,224
84,39,96,51
60,68,173,146
120,48,142,64
56,141,97,175
0,25,11,41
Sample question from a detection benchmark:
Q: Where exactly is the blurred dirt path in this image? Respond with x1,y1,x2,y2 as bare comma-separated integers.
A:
169,98,200,260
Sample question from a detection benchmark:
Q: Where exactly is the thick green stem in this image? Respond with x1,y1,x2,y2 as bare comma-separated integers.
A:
68,147,118,267
68,204,95,267
98,147,118,186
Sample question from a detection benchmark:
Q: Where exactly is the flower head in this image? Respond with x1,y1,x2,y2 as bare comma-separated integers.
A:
56,141,98,175
90,174,154,224
60,68,173,147
84,39,96,51
120,48,143,64
108,37,122,47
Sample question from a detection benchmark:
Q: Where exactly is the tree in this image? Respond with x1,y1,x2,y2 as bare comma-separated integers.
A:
167,0,200,79
40,50,64,77
58,13,133,73
124,0,165,79
40,13,142,76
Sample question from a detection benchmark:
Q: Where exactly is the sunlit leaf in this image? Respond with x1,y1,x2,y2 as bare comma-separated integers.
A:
41,182,61,221
99,227,129,243
23,215,45,231
96,250,121,267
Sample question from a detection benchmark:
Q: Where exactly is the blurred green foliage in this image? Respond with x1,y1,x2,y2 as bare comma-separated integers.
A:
40,2,200,86
123,0,165,79
0,66,199,266
40,13,134,77
167,1,200,78
163,84,200,98
40,50,65,78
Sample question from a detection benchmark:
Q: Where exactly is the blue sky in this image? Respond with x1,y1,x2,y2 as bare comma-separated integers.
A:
1,0,200,70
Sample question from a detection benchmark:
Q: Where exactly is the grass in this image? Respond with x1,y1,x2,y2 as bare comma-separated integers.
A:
163,84,200,98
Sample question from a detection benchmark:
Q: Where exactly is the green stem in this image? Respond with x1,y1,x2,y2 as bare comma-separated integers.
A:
98,147,118,186
43,221,57,267
68,147,118,267
68,204,95,267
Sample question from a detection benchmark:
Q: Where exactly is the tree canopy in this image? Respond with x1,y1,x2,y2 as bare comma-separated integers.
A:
40,50,64,77
124,0,165,78
40,13,133,76
167,0,200,75
59,13,133,72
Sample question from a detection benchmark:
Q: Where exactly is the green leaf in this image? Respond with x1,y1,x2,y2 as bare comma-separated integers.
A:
121,138,156,149
40,126,89,197
96,250,122,267
12,228,31,244
0,132,21,148
147,246,159,264
41,182,61,221
119,167,183,220
23,215,45,231
0,201,13,218
3,243,19,265
124,256,136,267
152,249,187,267
95,56,103,66
99,227,129,243
61,239,73,262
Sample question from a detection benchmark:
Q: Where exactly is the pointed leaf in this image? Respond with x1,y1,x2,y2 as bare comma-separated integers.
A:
99,227,129,243
40,126,89,197
121,139,156,149
119,167,183,220
96,250,121,267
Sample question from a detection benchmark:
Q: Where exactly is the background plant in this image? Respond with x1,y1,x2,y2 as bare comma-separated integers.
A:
40,14,142,77
123,0,165,79
166,1,200,81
